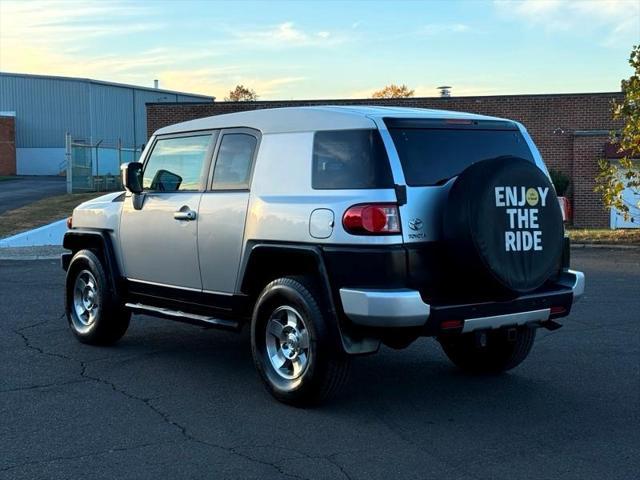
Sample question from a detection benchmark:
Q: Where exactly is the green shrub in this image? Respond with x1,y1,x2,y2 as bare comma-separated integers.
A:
549,168,570,196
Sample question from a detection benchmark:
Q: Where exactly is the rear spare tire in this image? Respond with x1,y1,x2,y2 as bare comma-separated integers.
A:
443,156,563,294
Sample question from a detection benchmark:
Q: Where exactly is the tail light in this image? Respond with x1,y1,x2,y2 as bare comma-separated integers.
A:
440,319,463,330
550,306,567,316
342,203,401,235
66,216,73,229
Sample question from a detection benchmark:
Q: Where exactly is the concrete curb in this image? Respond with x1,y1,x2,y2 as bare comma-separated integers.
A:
571,243,640,250
0,218,67,248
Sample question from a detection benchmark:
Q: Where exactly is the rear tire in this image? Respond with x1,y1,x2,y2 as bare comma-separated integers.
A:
438,326,536,374
65,249,130,345
251,276,350,406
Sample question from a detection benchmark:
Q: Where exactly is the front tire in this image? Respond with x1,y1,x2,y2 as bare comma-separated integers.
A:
251,277,350,406
65,249,130,345
438,326,536,374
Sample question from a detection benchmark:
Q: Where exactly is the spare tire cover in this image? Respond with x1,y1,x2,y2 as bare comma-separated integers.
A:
443,156,563,293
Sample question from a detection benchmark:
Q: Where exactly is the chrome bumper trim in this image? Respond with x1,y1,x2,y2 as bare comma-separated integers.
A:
568,269,585,303
461,308,550,333
339,288,430,327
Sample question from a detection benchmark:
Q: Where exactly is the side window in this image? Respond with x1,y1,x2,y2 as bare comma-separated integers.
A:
212,133,257,190
143,134,212,192
312,129,394,189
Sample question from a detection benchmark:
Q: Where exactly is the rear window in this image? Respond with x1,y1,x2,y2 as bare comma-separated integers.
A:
312,129,394,189
387,120,534,186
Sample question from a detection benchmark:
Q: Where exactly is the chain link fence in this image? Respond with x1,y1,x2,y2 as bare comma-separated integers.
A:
65,133,143,193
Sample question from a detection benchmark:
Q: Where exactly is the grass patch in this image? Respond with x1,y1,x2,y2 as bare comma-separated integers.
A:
0,192,104,238
0,176,20,182
567,228,640,245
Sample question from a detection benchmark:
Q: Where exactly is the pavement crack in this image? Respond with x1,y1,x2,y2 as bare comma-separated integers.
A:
0,379,89,394
79,363,306,480
0,440,181,473
12,319,303,478
322,453,353,480
13,328,73,363
233,443,352,480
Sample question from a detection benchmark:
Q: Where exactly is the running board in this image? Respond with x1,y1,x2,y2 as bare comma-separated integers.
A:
125,302,240,330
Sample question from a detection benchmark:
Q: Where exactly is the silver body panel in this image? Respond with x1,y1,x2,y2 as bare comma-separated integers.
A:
119,192,203,289
72,192,123,231
198,191,250,293
243,132,402,258
71,191,125,272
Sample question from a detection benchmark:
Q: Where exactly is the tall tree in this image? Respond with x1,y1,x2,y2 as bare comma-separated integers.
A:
371,84,415,99
224,85,258,102
595,45,640,221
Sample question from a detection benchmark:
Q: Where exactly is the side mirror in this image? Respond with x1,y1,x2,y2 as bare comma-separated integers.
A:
121,162,143,194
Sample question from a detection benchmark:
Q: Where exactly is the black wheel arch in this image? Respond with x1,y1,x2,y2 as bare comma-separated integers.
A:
63,229,123,298
241,243,329,298
240,242,378,355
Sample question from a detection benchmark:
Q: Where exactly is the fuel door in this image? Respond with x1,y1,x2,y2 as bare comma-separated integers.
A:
309,208,334,239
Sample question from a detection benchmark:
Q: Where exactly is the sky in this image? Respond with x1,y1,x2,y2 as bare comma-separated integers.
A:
0,0,638,100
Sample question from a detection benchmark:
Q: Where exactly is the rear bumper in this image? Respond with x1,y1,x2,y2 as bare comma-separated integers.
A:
339,269,584,333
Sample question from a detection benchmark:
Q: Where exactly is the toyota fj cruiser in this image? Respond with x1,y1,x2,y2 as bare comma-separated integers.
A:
62,106,584,406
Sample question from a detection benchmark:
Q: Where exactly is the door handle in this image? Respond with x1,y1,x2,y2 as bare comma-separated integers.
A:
174,208,197,221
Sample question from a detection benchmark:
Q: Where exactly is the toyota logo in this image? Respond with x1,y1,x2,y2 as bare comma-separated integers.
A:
408,218,423,231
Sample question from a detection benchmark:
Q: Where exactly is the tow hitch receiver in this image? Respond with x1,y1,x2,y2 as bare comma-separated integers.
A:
542,320,563,331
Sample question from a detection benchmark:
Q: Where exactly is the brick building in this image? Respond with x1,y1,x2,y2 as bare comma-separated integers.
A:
0,113,16,176
146,92,625,228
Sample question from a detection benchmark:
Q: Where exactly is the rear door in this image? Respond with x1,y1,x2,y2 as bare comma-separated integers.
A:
119,132,216,289
198,128,259,293
381,118,536,243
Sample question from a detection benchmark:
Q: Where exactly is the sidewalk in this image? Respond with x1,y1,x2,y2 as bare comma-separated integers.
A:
0,218,67,248
0,245,66,260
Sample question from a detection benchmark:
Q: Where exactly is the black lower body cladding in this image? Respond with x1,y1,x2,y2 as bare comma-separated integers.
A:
321,245,408,290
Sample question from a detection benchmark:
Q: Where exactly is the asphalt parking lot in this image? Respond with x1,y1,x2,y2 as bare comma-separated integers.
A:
0,176,66,214
1,248,638,479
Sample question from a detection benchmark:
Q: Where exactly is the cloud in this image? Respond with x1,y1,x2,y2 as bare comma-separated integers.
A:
0,0,311,98
0,0,167,74
0,0,161,45
493,0,640,46
420,23,470,35
160,68,306,98
230,22,345,48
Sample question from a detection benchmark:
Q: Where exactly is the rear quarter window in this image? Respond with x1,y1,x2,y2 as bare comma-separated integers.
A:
312,129,394,189
387,121,534,186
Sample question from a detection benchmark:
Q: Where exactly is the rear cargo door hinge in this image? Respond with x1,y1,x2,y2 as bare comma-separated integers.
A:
394,184,407,206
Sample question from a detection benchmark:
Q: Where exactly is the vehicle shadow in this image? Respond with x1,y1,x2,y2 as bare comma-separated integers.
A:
104,318,571,418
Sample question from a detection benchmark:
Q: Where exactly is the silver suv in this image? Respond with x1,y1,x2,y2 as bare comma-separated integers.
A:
62,106,584,405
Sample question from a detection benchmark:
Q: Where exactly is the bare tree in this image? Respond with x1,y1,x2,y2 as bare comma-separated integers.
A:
371,84,415,99
224,85,259,102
